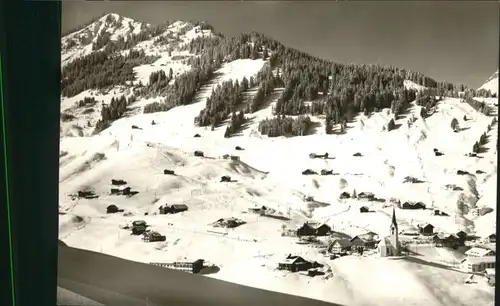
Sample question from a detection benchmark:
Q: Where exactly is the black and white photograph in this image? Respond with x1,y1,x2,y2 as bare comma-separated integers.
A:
58,1,498,305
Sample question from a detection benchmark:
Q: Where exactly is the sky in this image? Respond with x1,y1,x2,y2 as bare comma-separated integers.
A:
62,1,499,88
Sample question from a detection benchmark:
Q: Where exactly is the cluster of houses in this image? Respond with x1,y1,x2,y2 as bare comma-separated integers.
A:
109,179,138,196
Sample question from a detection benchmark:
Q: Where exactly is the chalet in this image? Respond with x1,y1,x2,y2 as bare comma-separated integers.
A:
235,146,244,151
457,170,470,175
142,231,166,242
465,247,495,257
296,222,331,237
106,204,123,214
434,151,444,156
194,150,204,157
418,223,434,235
401,201,426,210
359,206,370,213
302,169,317,175
484,233,496,243
328,239,352,254
351,232,379,250
131,125,141,130
357,192,375,200
194,134,201,138
163,169,175,175
111,179,127,186
220,176,232,182
111,185,131,196
170,204,188,214
353,152,363,157
320,169,333,176
461,256,495,273
278,255,312,272
433,209,449,216
484,268,495,286
131,220,147,235
339,192,350,199
77,190,98,199
433,233,460,248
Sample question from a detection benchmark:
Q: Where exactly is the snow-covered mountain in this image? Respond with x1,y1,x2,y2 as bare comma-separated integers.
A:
478,70,498,96
59,13,497,306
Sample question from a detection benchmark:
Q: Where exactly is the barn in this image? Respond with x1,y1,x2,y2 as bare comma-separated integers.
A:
418,223,434,235
278,255,312,272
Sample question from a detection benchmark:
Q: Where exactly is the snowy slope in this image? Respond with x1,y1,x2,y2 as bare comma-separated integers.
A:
479,70,498,95
59,13,497,306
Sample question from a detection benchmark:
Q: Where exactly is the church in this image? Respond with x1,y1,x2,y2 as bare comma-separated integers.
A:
378,207,401,257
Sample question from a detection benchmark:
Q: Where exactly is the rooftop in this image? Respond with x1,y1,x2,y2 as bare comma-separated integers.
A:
462,256,496,265
465,247,494,257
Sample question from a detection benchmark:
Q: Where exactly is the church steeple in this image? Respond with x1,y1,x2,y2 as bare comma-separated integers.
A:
391,206,398,231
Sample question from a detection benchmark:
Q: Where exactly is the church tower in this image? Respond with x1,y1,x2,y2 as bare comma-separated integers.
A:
390,206,400,256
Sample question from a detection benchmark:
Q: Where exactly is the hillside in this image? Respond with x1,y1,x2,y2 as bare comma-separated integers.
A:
59,13,497,306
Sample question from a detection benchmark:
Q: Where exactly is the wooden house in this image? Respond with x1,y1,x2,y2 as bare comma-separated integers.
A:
418,223,434,235
328,239,352,254
433,233,460,248
230,155,240,161
465,247,495,257
142,231,166,242
402,201,426,210
296,222,331,237
194,150,204,157
170,204,188,214
220,176,231,182
302,169,317,175
357,192,375,200
456,230,467,245
339,192,350,199
194,134,201,138
351,232,378,250
359,206,370,213
235,146,244,151
106,204,123,214
315,224,332,236
320,169,333,176
164,169,175,175
278,255,311,272
111,179,127,186
484,233,496,243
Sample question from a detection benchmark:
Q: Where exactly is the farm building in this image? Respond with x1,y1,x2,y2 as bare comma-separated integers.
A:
278,255,312,272
77,190,98,199
194,134,201,138
339,192,350,199
170,204,188,214
163,169,175,175
142,231,166,242
230,155,240,161
302,169,317,175
484,233,496,243
111,179,127,186
106,204,123,214
220,175,232,182
351,231,379,250
131,220,147,235
151,259,206,274
235,146,244,151
417,223,434,235
248,206,267,215
401,201,426,210
461,256,496,273
359,206,370,213
110,185,131,196
357,192,375,200
433,233,460,248
433,209,449,216
194,150,204,157
328,239,352,254
320,169,333,176
465,247,495,257
212,217,245,228
296,222,331,237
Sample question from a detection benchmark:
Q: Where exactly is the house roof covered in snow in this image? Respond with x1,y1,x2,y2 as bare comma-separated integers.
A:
280,255,307,265
465,247,495,257
331,238,352,248
462,256,496,265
